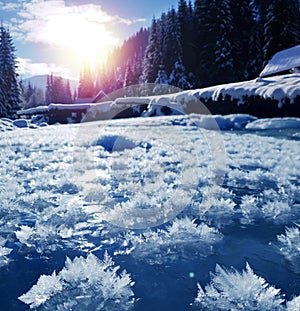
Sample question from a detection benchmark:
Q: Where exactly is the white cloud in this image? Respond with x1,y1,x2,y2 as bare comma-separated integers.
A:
17,57,72,79
0,1,20,11
14,0,144,46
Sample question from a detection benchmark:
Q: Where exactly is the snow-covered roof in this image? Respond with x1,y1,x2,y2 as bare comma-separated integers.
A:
259,45,300,78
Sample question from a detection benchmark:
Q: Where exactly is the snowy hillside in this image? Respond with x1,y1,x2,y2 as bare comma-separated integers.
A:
0,114,300,310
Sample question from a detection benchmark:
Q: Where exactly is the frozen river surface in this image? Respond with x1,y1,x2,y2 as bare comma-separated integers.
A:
0,115,300,310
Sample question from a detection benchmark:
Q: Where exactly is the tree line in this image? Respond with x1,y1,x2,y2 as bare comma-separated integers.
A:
88,0,300,96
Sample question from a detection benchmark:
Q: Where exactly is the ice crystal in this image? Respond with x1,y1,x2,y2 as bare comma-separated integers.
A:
194,263,285,310
277,226,300,273
0,236,12,267
126,217,222,264
19,252,135,310
287,295,300,311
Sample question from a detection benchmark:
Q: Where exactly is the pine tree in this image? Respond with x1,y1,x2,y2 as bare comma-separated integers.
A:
177,0,196,76
194,0,235,86
0,25,21,118
141,18,161,83
169,60,191,90
78,63,95,98
24,81,35,103
45,74,54,105
123,62,135,87
63,80,73,104
230,0,256,80
213,0,235,84
45,74,74,104
263,0,300,61
26,88,45,108
194,0,215,86
163,8,182,77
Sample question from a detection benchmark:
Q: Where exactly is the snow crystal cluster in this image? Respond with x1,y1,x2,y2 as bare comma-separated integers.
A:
19,252,135,310
194,263,299,311
277,226,300,274
121,217,222,264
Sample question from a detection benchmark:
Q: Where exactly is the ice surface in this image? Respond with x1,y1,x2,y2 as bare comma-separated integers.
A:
0,115,299,310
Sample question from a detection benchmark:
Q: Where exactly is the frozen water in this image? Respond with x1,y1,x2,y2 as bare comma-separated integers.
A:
0,115,299,310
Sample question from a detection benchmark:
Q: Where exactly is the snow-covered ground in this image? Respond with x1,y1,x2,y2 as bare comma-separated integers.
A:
0,114,300,310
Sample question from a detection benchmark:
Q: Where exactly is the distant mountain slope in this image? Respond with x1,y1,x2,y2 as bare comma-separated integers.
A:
22,75,78,93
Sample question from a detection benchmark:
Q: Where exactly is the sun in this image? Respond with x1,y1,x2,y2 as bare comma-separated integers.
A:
41,5,119,69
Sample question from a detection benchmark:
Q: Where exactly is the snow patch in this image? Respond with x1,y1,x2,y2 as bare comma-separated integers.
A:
246,117,300,130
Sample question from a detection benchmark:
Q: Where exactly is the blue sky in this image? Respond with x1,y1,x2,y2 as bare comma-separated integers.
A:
0,0,179,80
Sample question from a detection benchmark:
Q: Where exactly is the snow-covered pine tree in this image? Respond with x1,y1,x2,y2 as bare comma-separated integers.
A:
26,88,45,108
123,61,135,87
141,18,161,83
247,21,265,78
177,0,189,66
0,25,21,118
78,63,95,98
62,80,73,104
46,74,74,104
162,8,182,79
52,76,65,104
155,65,169,85
230,0,256,80
263,0,300,62
195,0,235,86
169,59,191,90
45,74,54,105
194,0,216,86
212,0,235,84
177,0,196,80
23,81,35,104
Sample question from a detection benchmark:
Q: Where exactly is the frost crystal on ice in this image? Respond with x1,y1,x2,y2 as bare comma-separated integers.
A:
286,295,300,311
194,263,285,310
18,252,135,310
0,236,12,267
277,226,300,273
18,272,62,308
126,217,222,264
